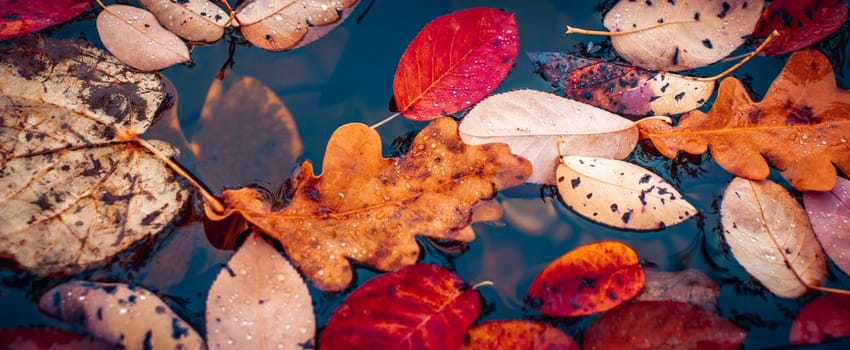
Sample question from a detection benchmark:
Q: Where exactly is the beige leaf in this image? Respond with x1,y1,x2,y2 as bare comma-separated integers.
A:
97,4,191,71
206,232,315,349
234,0,359,51
0,37,189,276
459,89,637,184
140,0,229,42
720,177,826,298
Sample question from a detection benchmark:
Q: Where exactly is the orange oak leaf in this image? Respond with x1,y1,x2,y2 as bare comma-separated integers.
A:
639,50,850,191
205,117,530,292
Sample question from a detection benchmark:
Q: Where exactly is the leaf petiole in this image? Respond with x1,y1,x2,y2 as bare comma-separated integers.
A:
566,20,694,36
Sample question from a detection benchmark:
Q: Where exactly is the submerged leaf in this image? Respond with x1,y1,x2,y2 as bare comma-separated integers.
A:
721,178,826,298
0,0,93,41
234,0,359,51
790,294,850,345
804,177,850,276
636,269,720,311
205,117,530,291
393,7,519,121
461,320,579,350
753,0,849,56
459,89,637,184
139,0,229,42
96,4,190,71
0,327,114,349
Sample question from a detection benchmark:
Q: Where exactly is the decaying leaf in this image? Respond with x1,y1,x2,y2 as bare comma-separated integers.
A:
0,0,93,41
556,156,697,230
753,0,849,56
721,177,826,298
233,0,359,51
0,327,114,349
804,177,850,276
459,89,638,184
601,0,764,71
639,50,850,191
206,232,314,350
0,37,189,276
139,0,229,42
461,320,579,350
320,264,480,349
529,52,714,116
636,269,720,311
205,117,531,291
96,4,191,71
38,281,204,350
790,293,850,345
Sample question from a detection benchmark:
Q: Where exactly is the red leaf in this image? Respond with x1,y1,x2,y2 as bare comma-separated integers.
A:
319,264,480,349
584,301,747,350
526,241,645,317
392,7,518,121
0,327,114,349
0,0,93,41
752,0,849,56
790,294,850,344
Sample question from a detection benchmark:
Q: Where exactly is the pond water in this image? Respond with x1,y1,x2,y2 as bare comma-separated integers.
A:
2,0,850,348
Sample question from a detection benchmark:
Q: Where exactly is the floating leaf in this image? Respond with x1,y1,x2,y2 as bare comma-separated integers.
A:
38,281,204,349
460,320,579,350
753,0,849,56
583,301,747,350
139,0,229,42
639,50,850,191
804,177,850,276
459,89,638,184
0,0,93,41
636,269,720,311
0,327,114,349
790,294,850,345
721,177,826,298
598,0,764,71
96,4,190,71
204,117,530,291
234,0,359,51
0,37,188,276
527,241,645,317
319,264,480,349
393,7,519,121
556,156,696,230
206,232,314,349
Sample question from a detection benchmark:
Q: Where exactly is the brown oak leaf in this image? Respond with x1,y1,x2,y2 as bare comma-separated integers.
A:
639,50,850,191
205,117,531,292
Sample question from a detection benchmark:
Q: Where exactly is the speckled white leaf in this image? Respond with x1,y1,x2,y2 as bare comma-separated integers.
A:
233,0,359,51
206,232,315,350
459,89,637,184
38,281,204,350
555,156,696,230
140,0,229,42
603,0,764,71
804,177,850,275
97,4,190,71
721,177,826,298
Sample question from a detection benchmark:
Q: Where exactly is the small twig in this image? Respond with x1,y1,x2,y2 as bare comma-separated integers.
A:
369,112,400,129
471,280,494,290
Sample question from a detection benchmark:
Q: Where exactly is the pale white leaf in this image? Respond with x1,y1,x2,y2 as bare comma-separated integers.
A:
97,4,190,71
234,0,359,51
139,0,229,42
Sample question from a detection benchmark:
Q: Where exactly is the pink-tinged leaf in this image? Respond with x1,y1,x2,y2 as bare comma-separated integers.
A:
636,269,720,312
0,0,93,41
319,264,480,349
584,301,747,350
96,5,190,71
0,327,114,350
790,294,850,344
804,177,850,276
753,0,849,56
461,320,579,350
206,232,315,349
393,7,519,121
139,0,229,42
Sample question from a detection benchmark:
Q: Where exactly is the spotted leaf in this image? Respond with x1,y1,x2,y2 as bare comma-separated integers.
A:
233,0,359,51
139,0,229,42
753,0,848,56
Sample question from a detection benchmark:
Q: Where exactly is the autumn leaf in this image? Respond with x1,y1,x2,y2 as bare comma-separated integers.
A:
205,117,531,291
96,5,191,71
0,0,92,41
583,301,747,350
319,264,480,349
790,294,850,345
721,177,826,298
636,269,720,312
233,0,359,51
0,37,189,276
639,49,850,191
393,7,519,121
804,176,850,276
38,281,204,349
459,89,638,184
139,0,229,42
0,327,114,349
527,241,645,317
753,0,849,56
460,320,578,350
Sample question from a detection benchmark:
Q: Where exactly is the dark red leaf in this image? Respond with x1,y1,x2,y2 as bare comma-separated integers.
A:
584,301,747,350
319,264,480,349
0,327,114,349
753,0,849,56
393,7,518,121
0,0,93,41
790,294,850,344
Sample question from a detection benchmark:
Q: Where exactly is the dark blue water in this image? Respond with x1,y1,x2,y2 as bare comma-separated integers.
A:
2,0,849,348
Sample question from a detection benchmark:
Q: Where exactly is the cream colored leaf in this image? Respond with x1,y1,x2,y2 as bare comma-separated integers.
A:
234,0,359,51
720,177,826,298
97,4,190,71
555,156,696,230
603,0,764,71
459,89,637,184
139,0,229,42
206,232,315,350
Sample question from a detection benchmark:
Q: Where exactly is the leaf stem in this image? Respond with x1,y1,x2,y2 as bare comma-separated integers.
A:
566,20,694,36
695,30,781,82
471,280,494,290
369,112,400,129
